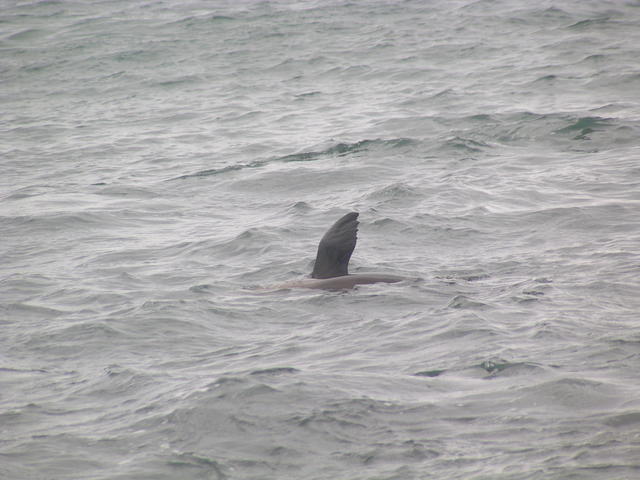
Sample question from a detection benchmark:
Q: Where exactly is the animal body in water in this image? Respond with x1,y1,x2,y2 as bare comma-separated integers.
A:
276,212,405,290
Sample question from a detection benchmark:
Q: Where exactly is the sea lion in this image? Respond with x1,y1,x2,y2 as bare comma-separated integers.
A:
277,212,405,290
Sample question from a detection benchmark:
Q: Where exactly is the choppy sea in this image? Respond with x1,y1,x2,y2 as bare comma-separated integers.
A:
2,1,640,479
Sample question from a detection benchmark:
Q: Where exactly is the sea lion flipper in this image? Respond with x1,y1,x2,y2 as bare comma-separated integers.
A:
311,212,359,279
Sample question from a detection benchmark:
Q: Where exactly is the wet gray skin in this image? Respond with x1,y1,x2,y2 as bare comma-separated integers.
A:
277,212,405,290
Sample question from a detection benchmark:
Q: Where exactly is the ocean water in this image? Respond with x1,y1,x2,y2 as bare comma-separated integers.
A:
2,0,640,478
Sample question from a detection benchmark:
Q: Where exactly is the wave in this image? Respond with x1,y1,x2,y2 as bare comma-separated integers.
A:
454,111,637,147
171,138,415,180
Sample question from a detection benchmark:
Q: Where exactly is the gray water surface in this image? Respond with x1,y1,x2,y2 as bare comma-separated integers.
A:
2,1,640,479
